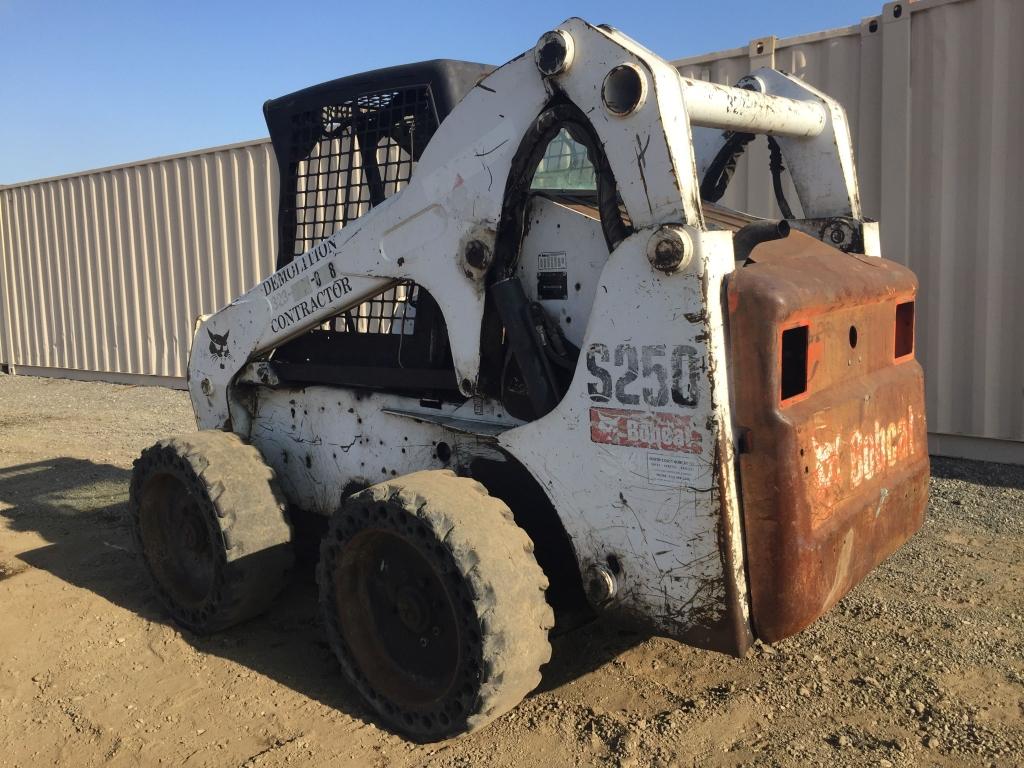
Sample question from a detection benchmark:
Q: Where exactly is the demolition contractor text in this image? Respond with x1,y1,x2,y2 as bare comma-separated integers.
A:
270,277,354,334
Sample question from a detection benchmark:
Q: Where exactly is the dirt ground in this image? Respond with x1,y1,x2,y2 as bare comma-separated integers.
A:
0,373,1021,768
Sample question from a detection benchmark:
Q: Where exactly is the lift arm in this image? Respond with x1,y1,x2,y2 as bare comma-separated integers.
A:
689,68,863,220
188,18,865,430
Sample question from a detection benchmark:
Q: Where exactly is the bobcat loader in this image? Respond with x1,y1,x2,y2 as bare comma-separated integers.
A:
130,19,929,740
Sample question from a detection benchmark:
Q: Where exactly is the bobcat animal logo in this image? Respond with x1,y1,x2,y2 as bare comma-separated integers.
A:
208,329,231,369
594,410,623,441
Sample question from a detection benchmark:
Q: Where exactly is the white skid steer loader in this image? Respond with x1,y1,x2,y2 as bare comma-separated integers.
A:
130,19,929,741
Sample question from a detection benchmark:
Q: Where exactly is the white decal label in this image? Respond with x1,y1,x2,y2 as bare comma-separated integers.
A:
647,451,700,487
537,251,567,271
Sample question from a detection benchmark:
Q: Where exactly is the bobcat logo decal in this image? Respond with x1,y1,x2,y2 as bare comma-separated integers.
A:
208,329,231,369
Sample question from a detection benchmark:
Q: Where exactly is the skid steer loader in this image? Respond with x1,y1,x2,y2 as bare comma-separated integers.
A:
130,19,929,740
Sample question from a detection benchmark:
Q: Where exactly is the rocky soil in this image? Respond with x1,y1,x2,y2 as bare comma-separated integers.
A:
0,373,1021,767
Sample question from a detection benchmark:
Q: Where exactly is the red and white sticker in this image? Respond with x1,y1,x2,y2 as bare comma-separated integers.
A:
589,407,703,454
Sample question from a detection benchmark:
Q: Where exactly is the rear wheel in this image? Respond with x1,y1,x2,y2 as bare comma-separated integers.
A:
317,469,553,741
129,431,293,633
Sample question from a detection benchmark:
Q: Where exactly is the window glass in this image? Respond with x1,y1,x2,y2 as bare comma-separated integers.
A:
530,129,597,192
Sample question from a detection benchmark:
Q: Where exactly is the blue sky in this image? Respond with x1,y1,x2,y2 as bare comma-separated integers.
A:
0,1,883,184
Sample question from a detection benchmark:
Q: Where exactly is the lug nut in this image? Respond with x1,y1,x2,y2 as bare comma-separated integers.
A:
647,226,693,274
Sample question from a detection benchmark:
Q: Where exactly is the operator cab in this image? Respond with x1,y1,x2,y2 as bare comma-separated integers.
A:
258,61,834,429
261,61,624,423
518,130,610,350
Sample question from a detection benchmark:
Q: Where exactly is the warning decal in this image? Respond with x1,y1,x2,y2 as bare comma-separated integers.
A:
537,251,568,300
537,251,567,272
589,407,703,453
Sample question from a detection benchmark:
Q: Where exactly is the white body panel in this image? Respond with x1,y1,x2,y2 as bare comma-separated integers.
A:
235,387,512,515
500,230,748,638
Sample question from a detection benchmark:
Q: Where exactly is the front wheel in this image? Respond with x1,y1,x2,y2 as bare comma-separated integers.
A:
129,431,293,634
317,469,553,741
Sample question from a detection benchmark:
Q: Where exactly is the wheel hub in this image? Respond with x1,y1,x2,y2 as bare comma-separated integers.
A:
332,527,464,710
394,583,430,636
137,476,217,609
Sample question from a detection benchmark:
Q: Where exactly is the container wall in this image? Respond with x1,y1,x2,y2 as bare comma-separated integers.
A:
675,0,1024,452
0,140,278,381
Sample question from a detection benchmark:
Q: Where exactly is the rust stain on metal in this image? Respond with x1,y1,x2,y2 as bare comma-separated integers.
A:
727,232,928,643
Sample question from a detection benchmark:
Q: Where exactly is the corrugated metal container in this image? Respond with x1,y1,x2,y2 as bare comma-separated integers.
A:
1,0,1021,463
676,0,1024,463
0,139,278,385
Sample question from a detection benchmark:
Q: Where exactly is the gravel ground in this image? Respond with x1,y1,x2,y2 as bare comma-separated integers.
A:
0,372,1021,767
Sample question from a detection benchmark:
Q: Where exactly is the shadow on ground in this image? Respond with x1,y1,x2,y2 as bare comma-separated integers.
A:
930,455,1024,489
0,457,641,731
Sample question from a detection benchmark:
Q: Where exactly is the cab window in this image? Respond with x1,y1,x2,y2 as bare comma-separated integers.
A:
530,129,597,192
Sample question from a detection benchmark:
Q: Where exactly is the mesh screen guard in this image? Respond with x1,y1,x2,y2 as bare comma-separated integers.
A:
280,84,437,336
261,60,492,383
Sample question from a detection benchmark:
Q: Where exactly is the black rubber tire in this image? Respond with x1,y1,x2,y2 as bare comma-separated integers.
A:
129,431,294,634
317,469,554,741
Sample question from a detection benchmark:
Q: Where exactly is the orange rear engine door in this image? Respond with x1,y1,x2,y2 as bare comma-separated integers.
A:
727,232,929,643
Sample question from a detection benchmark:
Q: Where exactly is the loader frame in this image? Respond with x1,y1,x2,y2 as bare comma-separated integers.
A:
186,18,881,655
